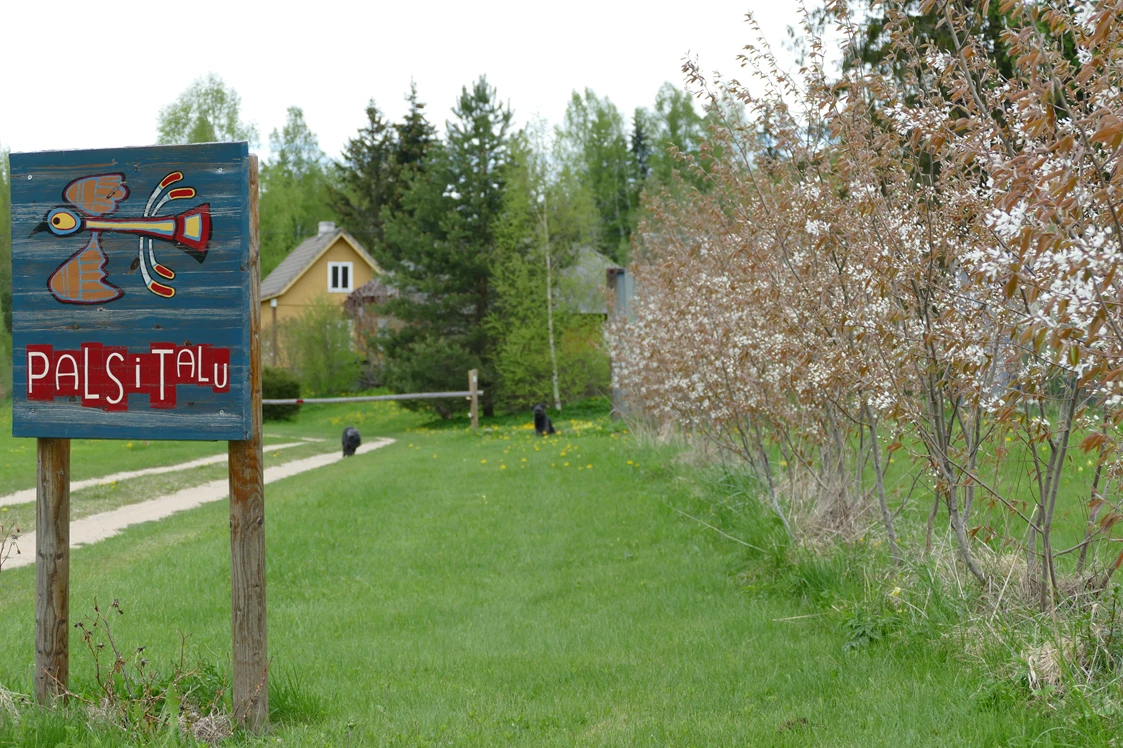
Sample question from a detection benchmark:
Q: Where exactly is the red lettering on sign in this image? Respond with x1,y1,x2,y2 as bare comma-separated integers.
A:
24,342,233,412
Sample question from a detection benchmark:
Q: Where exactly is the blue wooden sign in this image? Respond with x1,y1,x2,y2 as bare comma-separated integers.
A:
9,143,253,440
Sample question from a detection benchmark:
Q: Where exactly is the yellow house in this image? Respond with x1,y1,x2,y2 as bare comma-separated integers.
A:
260,221,380,329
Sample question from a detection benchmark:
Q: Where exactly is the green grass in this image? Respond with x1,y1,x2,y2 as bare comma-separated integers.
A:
0,405,321,500
0,401,1112,745
796,423,1121,574
0,396,420,534
1,439,355,536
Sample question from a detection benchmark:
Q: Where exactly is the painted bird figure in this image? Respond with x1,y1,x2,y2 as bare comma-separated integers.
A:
38,172,211,304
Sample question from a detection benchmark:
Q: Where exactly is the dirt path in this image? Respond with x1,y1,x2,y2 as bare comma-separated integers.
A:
0,439,325,508
3,438,394,570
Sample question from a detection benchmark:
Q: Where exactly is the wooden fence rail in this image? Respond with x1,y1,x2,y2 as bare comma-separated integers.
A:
261,391,483,405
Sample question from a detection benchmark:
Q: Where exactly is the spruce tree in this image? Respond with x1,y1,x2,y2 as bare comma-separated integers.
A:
331,100,396,248
630,108,652,184
378,76,514,416
392,83,437,182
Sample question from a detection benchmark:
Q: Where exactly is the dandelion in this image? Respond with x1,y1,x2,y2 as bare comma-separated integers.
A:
586,464,592,469
481,459,487,464
564,462,570,467
500,464,507,470
627,460,634,465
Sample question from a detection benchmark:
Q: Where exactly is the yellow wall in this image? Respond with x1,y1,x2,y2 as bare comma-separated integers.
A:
260,236,377,328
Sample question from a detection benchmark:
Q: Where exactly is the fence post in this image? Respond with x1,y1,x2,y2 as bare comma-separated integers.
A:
35,437,70,704
469,369,479,430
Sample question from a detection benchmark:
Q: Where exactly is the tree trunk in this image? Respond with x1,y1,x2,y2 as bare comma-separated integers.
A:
863,403,901,564
543,196,561,411
750,418,792,539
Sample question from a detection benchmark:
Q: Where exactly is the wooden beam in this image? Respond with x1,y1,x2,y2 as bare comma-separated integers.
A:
35,437,70,704
261,391,483,406
228,155,268,732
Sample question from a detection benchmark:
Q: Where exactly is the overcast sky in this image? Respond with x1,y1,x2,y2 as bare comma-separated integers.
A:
1,0,809,161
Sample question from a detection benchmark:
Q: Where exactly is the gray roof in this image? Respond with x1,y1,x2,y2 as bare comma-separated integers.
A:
260,230,377,300
348,277,399,303
558,246,621,315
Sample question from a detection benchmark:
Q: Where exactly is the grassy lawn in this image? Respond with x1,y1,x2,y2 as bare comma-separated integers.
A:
0,401,1106,745
2,439,350,536
0,405,318,500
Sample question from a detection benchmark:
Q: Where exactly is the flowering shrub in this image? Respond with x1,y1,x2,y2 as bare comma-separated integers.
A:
611,0,1123,604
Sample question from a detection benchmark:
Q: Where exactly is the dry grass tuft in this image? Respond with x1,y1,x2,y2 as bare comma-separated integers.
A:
1024,640,1070,692
0,687,22,728
182,709,234,745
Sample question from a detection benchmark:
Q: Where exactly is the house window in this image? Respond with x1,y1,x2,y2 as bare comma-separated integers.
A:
328,262,353,293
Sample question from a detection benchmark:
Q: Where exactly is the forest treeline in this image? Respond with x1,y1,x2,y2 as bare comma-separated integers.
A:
0,74,714,412
250,78,709,275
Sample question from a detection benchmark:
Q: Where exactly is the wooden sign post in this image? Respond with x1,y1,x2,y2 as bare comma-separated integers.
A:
9,144,267,731
228,157,267,730
35,437,69,704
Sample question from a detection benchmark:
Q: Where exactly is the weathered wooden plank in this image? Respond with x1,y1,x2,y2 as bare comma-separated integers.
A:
228,155,267,732
35,437,69,704
17,401,250,441
10,144,253,440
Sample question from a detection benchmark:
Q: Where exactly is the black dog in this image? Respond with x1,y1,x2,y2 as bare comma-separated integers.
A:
533,404,557,436
342,426,362,457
